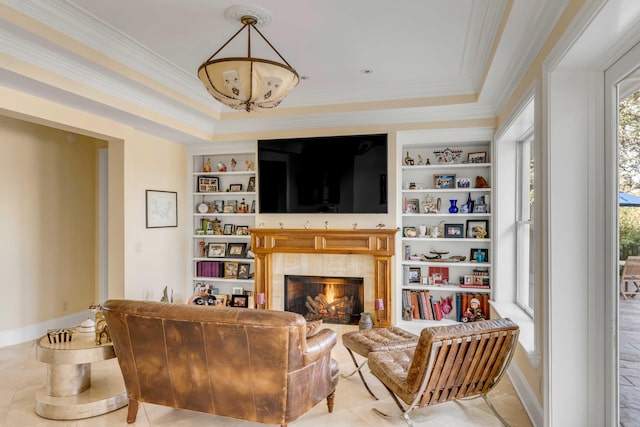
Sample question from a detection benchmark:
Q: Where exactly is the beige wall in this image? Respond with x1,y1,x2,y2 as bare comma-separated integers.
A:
0,92,189,344
0,115,103,329
121,131,189,303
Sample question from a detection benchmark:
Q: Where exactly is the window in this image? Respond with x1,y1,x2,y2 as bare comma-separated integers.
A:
516,133,534,316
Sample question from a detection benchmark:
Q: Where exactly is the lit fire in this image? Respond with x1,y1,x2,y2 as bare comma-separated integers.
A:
325,284,335,304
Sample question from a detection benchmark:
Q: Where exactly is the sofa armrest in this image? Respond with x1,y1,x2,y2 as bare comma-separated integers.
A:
303,328,337,365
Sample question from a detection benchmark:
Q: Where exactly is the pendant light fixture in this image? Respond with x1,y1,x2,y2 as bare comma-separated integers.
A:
197,7,299,112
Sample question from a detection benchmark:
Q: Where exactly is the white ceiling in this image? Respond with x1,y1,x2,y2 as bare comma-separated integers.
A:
0,0,566,143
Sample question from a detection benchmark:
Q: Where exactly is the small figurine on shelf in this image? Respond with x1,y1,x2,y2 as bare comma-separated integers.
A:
238,198,248,213
417,154,424,165
245,160,254,171
440,296,453,319
217,161,227,172
203,158,212,172
462,298,486,323
230,158,237,171
472,225,487,239
475,176,490,188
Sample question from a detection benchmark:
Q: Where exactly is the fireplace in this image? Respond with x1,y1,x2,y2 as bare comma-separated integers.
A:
249,228,397,327
285,275,364,324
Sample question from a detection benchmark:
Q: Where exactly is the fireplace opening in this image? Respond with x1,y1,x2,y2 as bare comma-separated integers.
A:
284,275,364,324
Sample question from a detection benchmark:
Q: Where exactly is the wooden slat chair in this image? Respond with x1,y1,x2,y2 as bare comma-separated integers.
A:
620,256,640,300
368,318,519,427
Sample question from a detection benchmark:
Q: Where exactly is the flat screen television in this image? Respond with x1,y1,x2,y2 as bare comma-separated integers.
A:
257,134,388,214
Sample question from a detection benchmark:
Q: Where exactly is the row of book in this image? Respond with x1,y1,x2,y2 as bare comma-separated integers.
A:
196,261,224,278
401,290,490,322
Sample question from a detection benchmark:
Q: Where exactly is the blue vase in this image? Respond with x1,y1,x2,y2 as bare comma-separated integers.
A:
448,200,459,213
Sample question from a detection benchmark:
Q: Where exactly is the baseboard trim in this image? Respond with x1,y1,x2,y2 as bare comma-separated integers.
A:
507,363,543,427
0,311,87,348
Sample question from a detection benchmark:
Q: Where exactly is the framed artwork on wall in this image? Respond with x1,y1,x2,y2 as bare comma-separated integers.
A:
145,190,177,228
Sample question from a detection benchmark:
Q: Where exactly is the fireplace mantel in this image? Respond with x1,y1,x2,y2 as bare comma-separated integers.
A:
249,228,397,327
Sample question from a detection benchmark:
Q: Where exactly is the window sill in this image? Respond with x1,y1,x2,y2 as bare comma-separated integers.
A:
490,301,539,367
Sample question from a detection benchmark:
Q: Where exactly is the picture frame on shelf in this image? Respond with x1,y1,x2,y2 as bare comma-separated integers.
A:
433,148,462,163
467,151,487,163
145,190,177,228
250,200,256,213
408,267,421,283
213,200,224,213
404,198,419,214
473,204,488,213
198,176,219,192
224,262,239,278
223,223,234,235
247,176,255,192
470,248,489,263
227,242,247,258
235,225,249,235
213,295,227,307
237,263,250,280
232,286,244,295
443,223,464,238
428,266,449,285
231,294,249,308
207,243,226,258
403,226,417,238
223,204,236,213
466,219,489,238
434,174,456,189
229,183,243,192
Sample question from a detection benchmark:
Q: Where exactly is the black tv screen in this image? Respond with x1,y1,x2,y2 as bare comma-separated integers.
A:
258,134,388,214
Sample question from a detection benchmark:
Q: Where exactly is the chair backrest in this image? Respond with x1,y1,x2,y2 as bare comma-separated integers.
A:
405,318,519,407
622,256,640,278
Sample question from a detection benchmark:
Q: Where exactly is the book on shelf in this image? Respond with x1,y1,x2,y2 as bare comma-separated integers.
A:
401,289,491,323
432,300,443,321
460,283,491,289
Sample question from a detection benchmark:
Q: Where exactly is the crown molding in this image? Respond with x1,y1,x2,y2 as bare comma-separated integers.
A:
213,103,496,136
0,25,215,133
464,0,509,92
490,0,570,114
0,0,215,107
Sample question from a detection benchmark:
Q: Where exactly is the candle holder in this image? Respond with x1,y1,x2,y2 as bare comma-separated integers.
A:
374,298,384,328
257,293,265,309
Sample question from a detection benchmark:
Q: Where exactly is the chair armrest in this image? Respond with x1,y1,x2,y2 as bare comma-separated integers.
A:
303,329,337,365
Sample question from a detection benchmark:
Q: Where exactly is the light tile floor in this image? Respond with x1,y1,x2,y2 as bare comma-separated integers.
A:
0,324,533,427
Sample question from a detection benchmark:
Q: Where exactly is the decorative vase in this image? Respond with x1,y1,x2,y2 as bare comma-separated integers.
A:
404,151,414,166
359,312,373,330
448,200,459,213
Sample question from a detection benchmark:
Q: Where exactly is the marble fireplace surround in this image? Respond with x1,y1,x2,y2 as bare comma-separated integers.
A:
249,228,397,327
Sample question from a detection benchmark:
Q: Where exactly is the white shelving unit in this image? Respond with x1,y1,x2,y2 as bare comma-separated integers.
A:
190,151,256,302
397,142,493,328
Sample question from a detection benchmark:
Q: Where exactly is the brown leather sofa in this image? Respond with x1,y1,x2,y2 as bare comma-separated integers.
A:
102,299,339,426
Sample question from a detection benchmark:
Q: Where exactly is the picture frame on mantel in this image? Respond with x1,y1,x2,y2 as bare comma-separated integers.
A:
145,190,177,228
